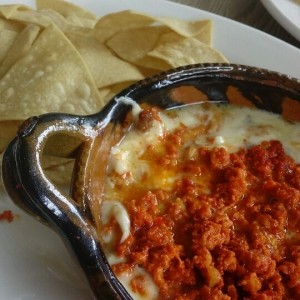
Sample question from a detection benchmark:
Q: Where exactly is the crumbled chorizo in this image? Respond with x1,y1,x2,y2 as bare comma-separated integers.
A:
111,136,300,299
210,147,230,169
130,275,147,296
215,248,237,273
136,107,161,132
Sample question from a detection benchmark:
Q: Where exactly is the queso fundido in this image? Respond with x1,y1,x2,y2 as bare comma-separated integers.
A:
100,101,300,300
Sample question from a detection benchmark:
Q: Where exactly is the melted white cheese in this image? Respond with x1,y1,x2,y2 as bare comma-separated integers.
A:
210,105,300,160
101,200,130,243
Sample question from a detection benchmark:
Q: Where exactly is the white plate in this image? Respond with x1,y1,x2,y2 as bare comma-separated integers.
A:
1,1,300,299
261,0,300,42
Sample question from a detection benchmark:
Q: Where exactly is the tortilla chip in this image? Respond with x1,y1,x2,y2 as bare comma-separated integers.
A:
109,81,138,95
0,120,21,153
37,0,97,30
1,3,93,32
98,87,114,104
0,4,31,19
0,29,18,63
134,55,171,71
106,26,169,63
42,155,74,186
148,34,228,68
36,0,96,21
105,14,214,69
35,8,92,34
96,80,144,106
193,20,212,46
158,17,212,38
64,13,96,29
1,1,96,34
0,23,102,120
93,10,155,43
0,24,40,79
0,17,25,31
4,9,54,27
66,32,144,89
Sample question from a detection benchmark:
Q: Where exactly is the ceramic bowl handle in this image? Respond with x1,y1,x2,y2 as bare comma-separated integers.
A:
3,113,90,224
2,111,131,300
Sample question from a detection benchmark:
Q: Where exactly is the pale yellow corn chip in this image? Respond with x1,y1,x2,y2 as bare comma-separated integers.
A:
36,0,96,21
67,32,144,89
0,24,40,79
148,34,228,68
0,29,18,63
106,26,169,63
0,23,102,120
93,10,154,43
0,4,31,19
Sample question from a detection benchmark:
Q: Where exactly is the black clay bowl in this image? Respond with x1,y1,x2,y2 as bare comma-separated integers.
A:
2,63,300,299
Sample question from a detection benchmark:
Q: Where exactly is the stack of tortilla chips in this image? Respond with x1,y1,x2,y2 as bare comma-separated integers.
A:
0,0,228,184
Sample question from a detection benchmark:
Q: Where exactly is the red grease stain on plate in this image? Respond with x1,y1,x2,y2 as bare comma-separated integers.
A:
0,210,14,222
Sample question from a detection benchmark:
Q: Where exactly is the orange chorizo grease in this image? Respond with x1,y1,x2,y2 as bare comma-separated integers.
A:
102,103,300,300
